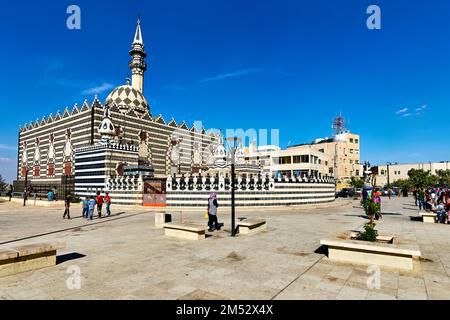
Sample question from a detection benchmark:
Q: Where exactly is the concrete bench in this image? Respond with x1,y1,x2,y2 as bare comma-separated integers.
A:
238,219,267,235
0,242,65,278
163,223,206,240
320,238,421,270
420,212,436,223
155,212,172,228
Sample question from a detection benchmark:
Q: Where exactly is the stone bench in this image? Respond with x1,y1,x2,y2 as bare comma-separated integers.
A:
0,242,65,278
320,238,421,270
238,219,267,235
155,212,172,228
163,223,206,240
420,212,436,223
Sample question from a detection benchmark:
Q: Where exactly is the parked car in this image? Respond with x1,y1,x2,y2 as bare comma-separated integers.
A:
336,188,354,198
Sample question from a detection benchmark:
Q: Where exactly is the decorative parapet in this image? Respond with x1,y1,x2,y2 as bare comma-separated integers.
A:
106,175,143,192
166,174,335,192
75,142,139,153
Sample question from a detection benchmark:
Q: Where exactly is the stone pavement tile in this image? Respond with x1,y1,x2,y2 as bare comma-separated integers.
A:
262,275,298,291
397,288,428,300
326,266,353,281
366,291,396,300
297,273,326,287
336,285,369,300
315,275,347,294
422,271,450,285
398,276,426,291
132,285,172,300
275,281,337,300
425,282,450,300
177,289,232,300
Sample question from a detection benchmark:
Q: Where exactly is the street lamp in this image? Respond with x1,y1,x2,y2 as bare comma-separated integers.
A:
226,136,240,237
23,165,30,206
386,162,392,199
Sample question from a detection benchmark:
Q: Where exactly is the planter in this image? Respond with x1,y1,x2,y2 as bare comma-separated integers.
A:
320,233,421,270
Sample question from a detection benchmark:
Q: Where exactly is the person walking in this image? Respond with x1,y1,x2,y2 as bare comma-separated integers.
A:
413,189,418,206
207,193,220,232
7,184,13,201
82,196,89,218
105,192,111,217
52,186,57,201
88,195,96,220
418,188,426,211
96,191,103,218
63,192,72,220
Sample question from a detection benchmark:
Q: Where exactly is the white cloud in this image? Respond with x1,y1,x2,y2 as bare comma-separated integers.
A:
0,157,14,162
416,104,428,112
82,83,114,95
0,144,17,150
395,108,409,115
401,113,413,117
198,69,262,83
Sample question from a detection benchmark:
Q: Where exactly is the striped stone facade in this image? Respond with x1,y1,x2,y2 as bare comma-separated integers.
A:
166,175,336,207
16,98,215,195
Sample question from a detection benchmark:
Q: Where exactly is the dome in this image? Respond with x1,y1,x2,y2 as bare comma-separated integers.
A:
105,85,149,115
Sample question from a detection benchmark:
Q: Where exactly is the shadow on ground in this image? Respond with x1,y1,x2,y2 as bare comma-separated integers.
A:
56,252,86,265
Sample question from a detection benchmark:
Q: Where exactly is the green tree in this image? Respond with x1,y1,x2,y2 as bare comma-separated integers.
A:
0,174,6,191
349,177,365,189
408,169,435,189
436,170,450,186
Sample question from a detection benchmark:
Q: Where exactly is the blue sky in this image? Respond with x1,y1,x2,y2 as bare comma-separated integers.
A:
1,0,450,182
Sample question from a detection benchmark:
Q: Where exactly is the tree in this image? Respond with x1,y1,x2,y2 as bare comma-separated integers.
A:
349,177,365,189
408,169,435,189
0,174,6,191
392,179,412,191
436,170,450,187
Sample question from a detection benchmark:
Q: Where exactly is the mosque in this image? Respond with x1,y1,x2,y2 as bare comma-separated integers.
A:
14,18,224,205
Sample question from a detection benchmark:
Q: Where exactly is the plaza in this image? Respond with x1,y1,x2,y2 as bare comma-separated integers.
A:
0,197,449,300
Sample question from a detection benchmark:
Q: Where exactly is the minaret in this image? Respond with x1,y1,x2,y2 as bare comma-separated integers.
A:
129,16,147,93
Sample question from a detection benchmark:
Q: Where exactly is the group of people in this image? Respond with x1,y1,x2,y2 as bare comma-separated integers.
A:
60,191,111,221
413,187,450,224
81,192,112,221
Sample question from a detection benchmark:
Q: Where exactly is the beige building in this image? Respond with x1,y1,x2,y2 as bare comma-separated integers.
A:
309,132,361,182
246,143,331,179
375,161,450,186
244,130,361,181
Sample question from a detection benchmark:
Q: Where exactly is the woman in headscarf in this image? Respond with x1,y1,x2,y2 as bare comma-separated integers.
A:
207,193,220,232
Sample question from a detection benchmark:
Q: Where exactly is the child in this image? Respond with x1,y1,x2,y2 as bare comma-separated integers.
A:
82,196,89,218
105,192,111,217
88,195,97,220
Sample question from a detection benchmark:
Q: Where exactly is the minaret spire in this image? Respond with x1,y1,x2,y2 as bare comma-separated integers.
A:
129,15,147,93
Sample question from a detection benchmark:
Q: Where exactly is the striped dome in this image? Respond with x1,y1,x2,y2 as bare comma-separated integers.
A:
105,85,149,115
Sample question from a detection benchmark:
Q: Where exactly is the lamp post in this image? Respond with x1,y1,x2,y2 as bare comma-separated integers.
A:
386,162,391,199
23,166,29,206
226,137,240,237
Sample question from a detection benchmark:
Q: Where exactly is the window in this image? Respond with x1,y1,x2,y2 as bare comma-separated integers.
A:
350,149,354,154
355,160,359,164
293,155,309,164
381,170,385,175
275,156,291,165
355,139,359,144
350,138,354,143
350,160,353,164
356,170,360,176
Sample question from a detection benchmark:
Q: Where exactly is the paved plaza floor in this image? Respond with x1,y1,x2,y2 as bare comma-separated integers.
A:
0,197,449,300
